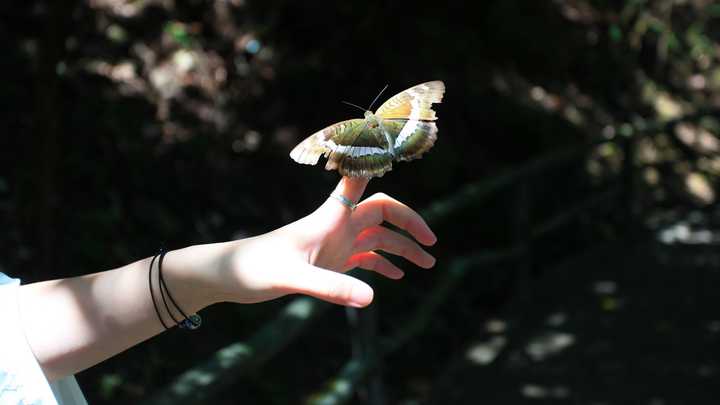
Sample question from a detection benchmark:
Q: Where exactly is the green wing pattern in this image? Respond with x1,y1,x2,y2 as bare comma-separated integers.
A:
382,119,438,162
325,122,394,177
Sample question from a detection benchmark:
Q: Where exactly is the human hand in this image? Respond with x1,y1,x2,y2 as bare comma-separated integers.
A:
17,178,436,380
180,177,437,308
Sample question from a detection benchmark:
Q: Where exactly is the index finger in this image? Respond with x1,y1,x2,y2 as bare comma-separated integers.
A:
320,176,370,217
352,193,437,246
333,176,369,204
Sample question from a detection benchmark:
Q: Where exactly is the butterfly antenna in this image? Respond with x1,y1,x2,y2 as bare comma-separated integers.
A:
367,84,389,111
341,100,368,113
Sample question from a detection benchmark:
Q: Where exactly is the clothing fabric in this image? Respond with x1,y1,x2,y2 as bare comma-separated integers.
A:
0,272,88,405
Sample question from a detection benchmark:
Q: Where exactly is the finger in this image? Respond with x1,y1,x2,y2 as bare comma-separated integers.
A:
277,262,374,307
344,251,405,279
353,193,437,246
353,226,436,269
335,176,369,203
322,176,370,216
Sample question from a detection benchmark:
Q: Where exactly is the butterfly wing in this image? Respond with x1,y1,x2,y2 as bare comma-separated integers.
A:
290,119,364,165
375,80,445,121
330,124,394,178
382,119,438,162
290,119,394,178
376,80,444,162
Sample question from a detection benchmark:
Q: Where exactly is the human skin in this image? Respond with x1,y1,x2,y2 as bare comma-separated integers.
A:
17,177,437,381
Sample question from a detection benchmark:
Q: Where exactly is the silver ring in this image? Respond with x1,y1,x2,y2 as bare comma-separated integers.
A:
330,193,357,211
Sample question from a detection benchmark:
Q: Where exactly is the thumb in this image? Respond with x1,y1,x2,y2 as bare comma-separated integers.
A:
280,262,374,307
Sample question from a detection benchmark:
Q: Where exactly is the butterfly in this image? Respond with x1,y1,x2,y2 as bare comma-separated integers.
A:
289,80,445,178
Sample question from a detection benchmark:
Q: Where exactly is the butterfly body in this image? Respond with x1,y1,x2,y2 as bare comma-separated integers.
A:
290,81,445,178
363,110,396,157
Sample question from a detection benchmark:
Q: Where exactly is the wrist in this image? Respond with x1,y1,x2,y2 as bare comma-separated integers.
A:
159,244,227,312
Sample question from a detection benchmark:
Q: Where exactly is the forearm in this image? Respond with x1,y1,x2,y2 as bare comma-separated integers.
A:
17,245,221,381
13,180,437,382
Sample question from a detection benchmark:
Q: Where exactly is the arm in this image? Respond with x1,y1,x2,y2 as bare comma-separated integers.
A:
18,177,437,381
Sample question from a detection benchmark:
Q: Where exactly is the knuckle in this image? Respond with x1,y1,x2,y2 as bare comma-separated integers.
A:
368,226,384,241
369,235,381,250
357,230,378,250
361,254,378,270
374,232,387,249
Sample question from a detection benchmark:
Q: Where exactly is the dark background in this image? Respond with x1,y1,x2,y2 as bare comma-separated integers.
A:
2,0,720,403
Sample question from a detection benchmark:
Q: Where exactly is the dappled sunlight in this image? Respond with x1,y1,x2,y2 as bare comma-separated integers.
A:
215,344,253,369
587,142,623,181
553,0,598,25
643,167,660,186
466,336,507,366
232,130,262,153
161,342,256,398
637,137,661,165
697,156,720,176
485,318,507,333
6,0,720,403
87,0,148,18
284,297,316,319
83,0,275,143
651,91,685,121
172,370,216,393
520,383,570,399
525,332,575,362
491,73,605,132
685,172,715,204
465,318,510,365
675,123,720,154
653,209,720,269
657,217,720,245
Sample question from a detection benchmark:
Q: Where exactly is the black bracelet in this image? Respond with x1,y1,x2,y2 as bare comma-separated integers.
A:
157,249,202,329
149,249,202,330
157,248,202,330
148,253,170,330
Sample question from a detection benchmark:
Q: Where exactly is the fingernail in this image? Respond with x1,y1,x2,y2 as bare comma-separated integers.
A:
420,254,435,268
349,284,374,307
426,231,438,246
